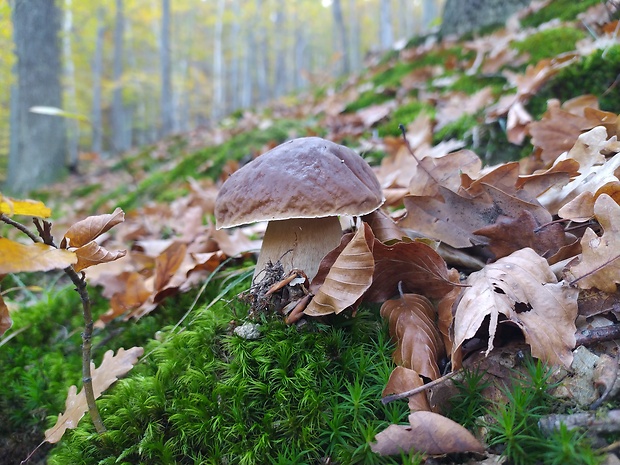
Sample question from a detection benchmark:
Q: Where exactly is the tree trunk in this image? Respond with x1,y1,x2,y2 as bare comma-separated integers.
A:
379,0,393,50
7,0,67,194
422,0,439,32
211,0,225,122
332,0,349,76
160,0,173,136
348,0,361,71
254,0,269,104
441,0,531,36
63,0,79,171
91,7,105,155
111,0,126,154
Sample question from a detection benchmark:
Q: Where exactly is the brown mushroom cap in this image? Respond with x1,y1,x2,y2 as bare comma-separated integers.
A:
215,137,384,229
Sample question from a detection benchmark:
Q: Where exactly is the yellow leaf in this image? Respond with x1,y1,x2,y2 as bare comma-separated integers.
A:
0,195,51,218
0,238,77,273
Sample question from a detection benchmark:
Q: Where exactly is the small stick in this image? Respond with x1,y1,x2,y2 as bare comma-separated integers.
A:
381,369,461,404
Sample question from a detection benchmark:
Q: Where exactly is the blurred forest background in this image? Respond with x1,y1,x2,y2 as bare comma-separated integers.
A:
0,0,445,193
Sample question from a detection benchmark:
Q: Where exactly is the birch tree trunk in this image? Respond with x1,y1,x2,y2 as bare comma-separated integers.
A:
7,0,67,193
332,0,349,76
91,7,105,155
379,0,394,50
160,0,173,135
111,0,126,154
211,0,225,122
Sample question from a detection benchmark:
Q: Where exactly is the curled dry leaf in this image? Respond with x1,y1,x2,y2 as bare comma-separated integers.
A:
568,194,620,293
381,294,445,380
383,366,431,412
45,346,144,443
452,248,578,369
361,209,406,243
73,241,127,273
61,207,125,249
304,223,374,316
371,411,484,456
366,239,455,302
0,238,77,274
153,241,187,291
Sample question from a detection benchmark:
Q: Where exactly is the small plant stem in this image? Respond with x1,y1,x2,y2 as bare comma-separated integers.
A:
0,213,40,242
30,218,107,433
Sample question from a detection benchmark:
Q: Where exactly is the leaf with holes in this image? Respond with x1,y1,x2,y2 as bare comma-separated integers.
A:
452,248,578,368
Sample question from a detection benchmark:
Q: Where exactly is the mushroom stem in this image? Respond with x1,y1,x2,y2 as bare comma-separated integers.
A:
254,217,343,283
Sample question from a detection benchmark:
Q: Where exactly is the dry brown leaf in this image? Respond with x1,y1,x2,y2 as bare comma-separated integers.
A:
381,294,445,380
304,223,374,316
0,238,77,274
568,194,620,293
558,181,620,222
371,411,484,456
366,239,455,302
361,209,406,243
408,149,481,197
401,184,550,249
154,241,187,291
383,366,431,412
0,294,11,337
452,248,578,369
437,269,465,355
73,241,127,273
474,209,573,260
45,347,143,443
98,271,152,324
61,207,125,248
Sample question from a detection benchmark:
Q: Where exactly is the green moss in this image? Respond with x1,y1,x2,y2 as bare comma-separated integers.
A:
49,278,411,464
520,0,602,28
528,44,620,119
344,90,395,113
512,27,586,64
377,101,435,137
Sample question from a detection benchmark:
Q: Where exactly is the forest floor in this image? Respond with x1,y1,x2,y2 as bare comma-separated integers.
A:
3,1,620,464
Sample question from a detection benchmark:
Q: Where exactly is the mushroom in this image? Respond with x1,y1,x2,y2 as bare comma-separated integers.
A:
214,137,384,282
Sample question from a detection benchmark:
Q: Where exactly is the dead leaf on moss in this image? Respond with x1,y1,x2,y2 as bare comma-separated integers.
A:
381,294,446,380
383,366,432,412
452,248,578,369
45,346,144,443
568,194,620,293
0,294,11,337
371,411,484,456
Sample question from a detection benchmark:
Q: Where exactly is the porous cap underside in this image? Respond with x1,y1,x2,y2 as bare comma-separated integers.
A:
215,137,384,228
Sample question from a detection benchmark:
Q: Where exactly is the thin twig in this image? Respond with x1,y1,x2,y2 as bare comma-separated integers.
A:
381,369,461,404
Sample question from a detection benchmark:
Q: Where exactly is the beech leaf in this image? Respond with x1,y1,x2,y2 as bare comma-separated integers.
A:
45,347,144,443
371,411,484,456
380,294,445,380
304,223,374,316
568,194,620,292
0,238,77,273
61,207,125,248
452,248,578,368
74,241,127,273
0,294,11,337
0,195,51,218
383,366,431,412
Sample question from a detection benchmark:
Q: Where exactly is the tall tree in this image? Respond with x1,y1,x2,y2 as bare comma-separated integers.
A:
111,0,126,154
7,0,67,193
63,0,78,171
160,0,173,135
91,7,105,155
211,0,225,122
332,0,349,76
379,0,393,50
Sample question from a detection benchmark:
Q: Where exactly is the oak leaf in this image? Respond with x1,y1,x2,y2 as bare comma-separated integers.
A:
61,207,125,248
568,194,620,293
371,411,484,456
452,248,578,368
304,223,374,316
45,346,144,443
0,238,77,274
